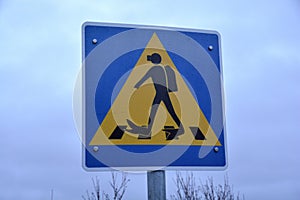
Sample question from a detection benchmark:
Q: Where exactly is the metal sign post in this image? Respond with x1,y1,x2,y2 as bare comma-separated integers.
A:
147,170,166,200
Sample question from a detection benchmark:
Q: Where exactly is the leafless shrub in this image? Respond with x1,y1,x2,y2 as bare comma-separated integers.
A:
170,172,201,200
170,172,244,200
109,172,130,200
82,176,107,200
82,173,130,200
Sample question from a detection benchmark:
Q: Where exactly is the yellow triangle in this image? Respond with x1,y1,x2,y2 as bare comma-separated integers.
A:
89,33,221,146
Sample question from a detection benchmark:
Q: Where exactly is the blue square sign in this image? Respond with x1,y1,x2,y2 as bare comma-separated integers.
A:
82,22,227,171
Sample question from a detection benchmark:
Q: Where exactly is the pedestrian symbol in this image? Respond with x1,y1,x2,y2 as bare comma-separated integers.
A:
126,52,183,139
89,33,221,146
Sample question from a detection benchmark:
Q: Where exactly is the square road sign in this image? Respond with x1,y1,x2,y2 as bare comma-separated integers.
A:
82,22,227,171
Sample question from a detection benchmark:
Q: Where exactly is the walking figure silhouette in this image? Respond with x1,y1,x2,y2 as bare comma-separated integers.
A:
126,53,184,139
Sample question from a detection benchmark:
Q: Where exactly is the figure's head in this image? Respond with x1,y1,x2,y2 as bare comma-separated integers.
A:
147,53,161,64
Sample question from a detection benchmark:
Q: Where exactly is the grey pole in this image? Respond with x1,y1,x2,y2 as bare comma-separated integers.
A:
50,189,53,200
147,170,166,200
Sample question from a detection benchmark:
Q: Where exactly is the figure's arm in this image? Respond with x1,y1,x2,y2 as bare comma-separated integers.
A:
134,70,152,88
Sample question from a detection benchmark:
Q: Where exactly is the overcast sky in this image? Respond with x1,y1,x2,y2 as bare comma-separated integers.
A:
1,0,300,199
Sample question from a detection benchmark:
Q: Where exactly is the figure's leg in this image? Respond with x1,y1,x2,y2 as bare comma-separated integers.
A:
162,93,184,137
163,93,181,127
147,94,161,131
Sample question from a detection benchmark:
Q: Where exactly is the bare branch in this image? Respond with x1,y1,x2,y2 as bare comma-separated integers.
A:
82,178,102,200
172,171,201,200
92,176,101,200
171,172,244,200
109,172,130,200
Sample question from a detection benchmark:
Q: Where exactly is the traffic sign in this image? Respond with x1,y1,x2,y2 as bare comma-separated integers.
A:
82,22,227,170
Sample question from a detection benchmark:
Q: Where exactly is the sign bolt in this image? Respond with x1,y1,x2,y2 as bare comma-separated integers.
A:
92,39,98,44
214,147,219,153
93,146,99,152
208,45,213,51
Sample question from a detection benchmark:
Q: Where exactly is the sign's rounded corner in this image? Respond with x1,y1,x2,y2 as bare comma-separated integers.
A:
82,21,93,31
82,162,92,172
220,161,228,171
213,30,222,40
